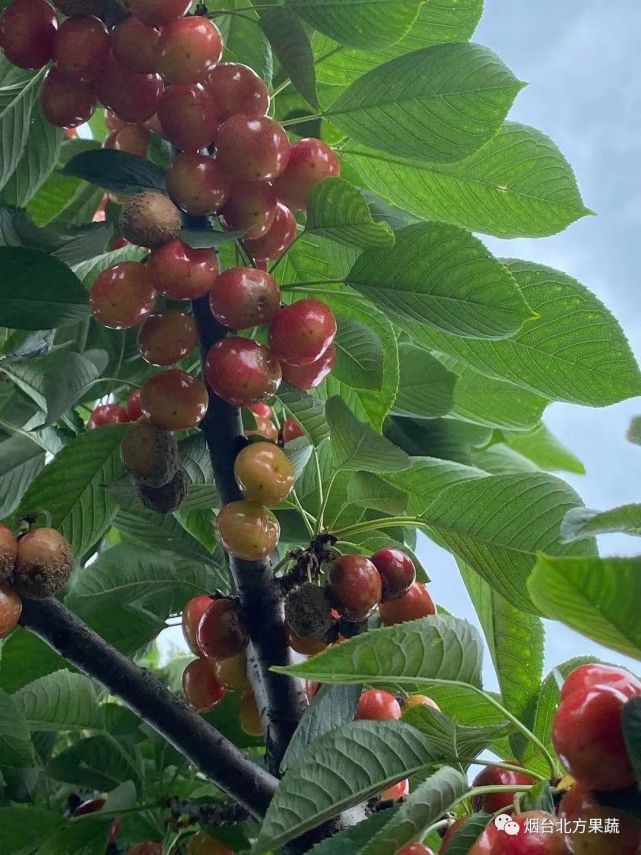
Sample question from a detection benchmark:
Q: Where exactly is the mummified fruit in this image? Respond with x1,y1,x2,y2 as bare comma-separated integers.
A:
119,192,182,248
284,583,335,642
12,528,73,599
137,467,188,515
120,421,178,487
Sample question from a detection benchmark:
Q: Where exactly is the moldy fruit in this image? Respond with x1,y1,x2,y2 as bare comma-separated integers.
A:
12,528,73,600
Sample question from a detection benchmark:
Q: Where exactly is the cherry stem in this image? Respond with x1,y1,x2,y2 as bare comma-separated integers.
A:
281,114,324,127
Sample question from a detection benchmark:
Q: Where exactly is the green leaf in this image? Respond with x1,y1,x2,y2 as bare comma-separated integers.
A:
384,456,487,517
14,671,103,731
561,504,641,542
393,344,456,418
326,43,523,162
306,178,394,248
528,555,641,660
223,10,272,84
359,767,468,855
504,424,585,474
61,149,166,195
307,811,397,855
48,735,143,794
0,628,66,693
0,807,63,855
1,102,63,207
622,697,641,786
439,813,490,855
282,683,362,771
403,260,641,406
275,615,483,688
0,433,45,518
0,689,36,767
38,816,114,855
72,244,146,289
278,385,331,446
346,224,533,339
288,0,422,49
0,247,89,329
19,425,126,558
0,69,44,192
332,313,384,391
345,123,590,238
346,472,408,515
259,6,319,108
402,705,507,764
326,396,410,472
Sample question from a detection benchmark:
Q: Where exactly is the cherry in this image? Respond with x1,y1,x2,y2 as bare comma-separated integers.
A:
280,344,336,390
73,798,105,816
287,630,327,656
329,555,383,621
471,764,536,813
269,299,337,366
125,843,162,855
371,548,416,602
166,152,230,216
553,682,640,790
52,15,109,83
147,240,219,300
381,778,409,801
128,0,191,26
219,180,278,239
0,583,22,639
182,658,226,712
234,442,295,506
186,832,234,855
111,17,160,74
138,309,198,366
157,17,223,84
394,844,434,855
0,523,18,581
379,582,437,626
40,68,96,128
140,369,208,431
126,389,144,421
246,416,278,442
246,202,297,262
205,338,282,407
491,811,568,854
282,417,304,442
250,403,272,419
88,403,129,429
558,783,641,854
239,690,263,737
560,663,641,700
182,595,212,656
157,84,218,152
13,528,73,600
94,55,164,124
403,694,440,713
274,138,341,212
356,689,401,721
105,109,126,132
469,825,499,855
214,653,249,692
0,0,57,70
215,500,280,561
209,267,281,330
440,819,467,854
106,124,150,158
90,262,156,329
206,62,269,121
217,115,290,183
196,597,249,660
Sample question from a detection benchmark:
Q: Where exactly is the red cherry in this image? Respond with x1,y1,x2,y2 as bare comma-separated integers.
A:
329,554,382,621
182,595,212,656
561,663,641,700
182,658,226,712
274,138,341,212
246,203,297,262
111,17,160,74
126,389,143,421
157,84,218,152
105,124,150,158
90,262,156,329
147,240,219,300
282,417,304,442
52,15,109,83
40,68,96,129
94,54,164,124
209,267,281,330
73,797,105,817
356,689,401,721
205,338,282,407
140,369,209,431
381,778,409,801
157,16,223,84
491,811,567,854
138,309,198,366
371,548,416,602
0,583,22,639
250,403,272,419
246,416,278,443
206,62,269,121
269,299,337,366
280,344,335,390
469,826,499,855
196,598,249,660
219,181,278,239
88,403,129,429
128,0,191,27
166,152,230,216
471,764,536,813
379,583,437,626
216,115,290,183
394,844,434,855
558,783,641,855
0,0,57,70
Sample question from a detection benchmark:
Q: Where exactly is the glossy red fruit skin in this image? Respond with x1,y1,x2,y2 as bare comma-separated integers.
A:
250,403,272,419
111,17,160,74
246,416,278,443
106,124,150,158
216,115,290,183
281,344,336,390
371,548,416,602
330,555,383,621
209,267,281,330
471,764,536,813
88,403,129,429
157,84,218,152
0,583,22,639
356,689,401,721
52,15,109,83
205,338,282,407
379,583,436,626
394,844,434,855
553,683,640,790
246,203,297,262
166,152,230,216
147,240,219,300
206,62,269,121
491,811,568,854
40,68,96,128
381,778,409,801
274,138,341,211
282,417,304,442
196,598,249,660
560,663,641,701
269,299,337,367
182,658,226,712
558,783,641,855
219,181,278,239
94,54,164,124
128,0,191,27
90,262,156,329
0,0,57,69
469,825,499,855
126,389,143,421
182,595,212,656
138,309,198,366
157,17,223,84
140,369,209,431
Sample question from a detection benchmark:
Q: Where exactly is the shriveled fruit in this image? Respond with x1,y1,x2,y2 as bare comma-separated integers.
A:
215,500,279,561
269,299,337,366
285,583,334,642
166,152,230,216
140,369,209,431
471,764,536,813
239,690,263,737
147,240,219,300
0,583,22,639
156,16,223,84
52,15,109,83
186,832,234,855
138,310,198,366
196,598,249,660
379,583,436,626
94,54,163,124
128,0,192,27
0,524,19,581
219,181,277,239
120,421,178,487
88,403,129,429
111,17,160,74
216,115,290,183
90,262,156,329
119,192,182,248
329,554,382,621
205,338,282,407
182,595,212,656
371,548,416,602
209,267,281,330
234,442,294,506
356,689,401,721
206,62,269,121
280,344,336,390
245,203,297,262
282,417,304,443
182,658,225,712
0,0,57,70
137,467,189,514
40,68,96,128
246,416,278,443
157,84,218,151
13,528,73,600
214,653,249,692
274,138,341,211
